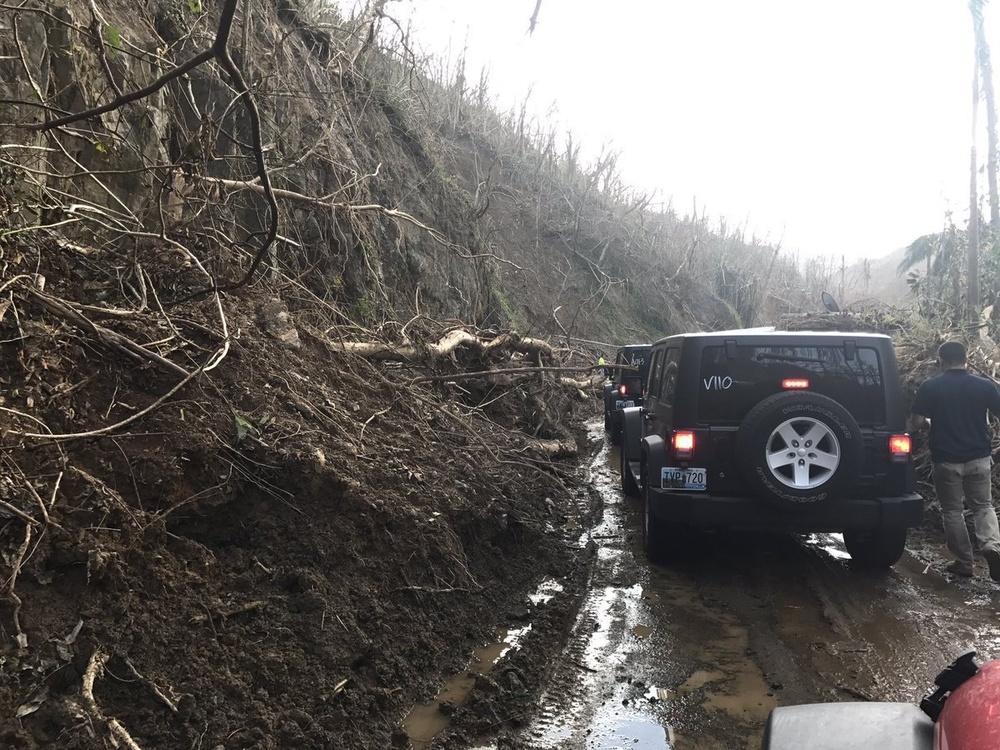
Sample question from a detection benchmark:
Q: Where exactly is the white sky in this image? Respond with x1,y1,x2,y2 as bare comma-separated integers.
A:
359,0,1000,262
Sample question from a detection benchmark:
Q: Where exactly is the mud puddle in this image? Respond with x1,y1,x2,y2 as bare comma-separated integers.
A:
402,613,536,748
689,526,1000,706
427,419,1000,749
403,637,511,749
472,421,777,749
497,423,673,748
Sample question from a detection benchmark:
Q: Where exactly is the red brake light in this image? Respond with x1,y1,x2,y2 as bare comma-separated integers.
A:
673,431,695,458
618,384,627,395
889,434,911,456
782,379,809,389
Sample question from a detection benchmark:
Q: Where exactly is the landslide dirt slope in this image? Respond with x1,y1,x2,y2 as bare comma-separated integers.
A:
0,231,602,750
0,1,797,748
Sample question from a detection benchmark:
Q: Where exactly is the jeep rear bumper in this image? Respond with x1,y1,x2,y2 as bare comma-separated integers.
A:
646,487,923,531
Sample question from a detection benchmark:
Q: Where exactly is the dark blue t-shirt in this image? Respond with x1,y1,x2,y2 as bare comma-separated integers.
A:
912,369,1000,463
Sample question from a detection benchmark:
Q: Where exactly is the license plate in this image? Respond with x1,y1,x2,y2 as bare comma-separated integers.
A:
661,467,707,491
615,400,635,409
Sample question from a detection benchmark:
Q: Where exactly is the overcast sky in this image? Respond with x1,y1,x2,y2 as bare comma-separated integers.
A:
349,0,1000,263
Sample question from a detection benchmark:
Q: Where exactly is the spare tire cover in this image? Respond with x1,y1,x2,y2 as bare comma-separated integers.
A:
736,391,862,510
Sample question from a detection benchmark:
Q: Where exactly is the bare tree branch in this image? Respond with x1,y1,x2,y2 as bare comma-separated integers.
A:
410,364,603,385
25,0,279,296
528,0,543,35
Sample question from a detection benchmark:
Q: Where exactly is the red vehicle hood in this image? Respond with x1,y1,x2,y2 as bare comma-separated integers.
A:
936,659,1000,750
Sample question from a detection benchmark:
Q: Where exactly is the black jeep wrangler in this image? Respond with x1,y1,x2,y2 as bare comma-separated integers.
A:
619,329,922,567
603,344,652,445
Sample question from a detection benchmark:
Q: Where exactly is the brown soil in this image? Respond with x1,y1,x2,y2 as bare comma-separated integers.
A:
0,236,600,749
0,1,974,747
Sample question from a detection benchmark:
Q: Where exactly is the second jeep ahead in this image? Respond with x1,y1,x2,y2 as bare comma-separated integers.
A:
603,344,652,445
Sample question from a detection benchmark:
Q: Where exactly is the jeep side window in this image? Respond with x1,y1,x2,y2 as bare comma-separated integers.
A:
613,351,625,386
662,349,680,406
646,350,665,399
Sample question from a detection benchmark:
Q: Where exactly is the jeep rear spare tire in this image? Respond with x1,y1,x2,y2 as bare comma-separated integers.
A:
736,391,862,511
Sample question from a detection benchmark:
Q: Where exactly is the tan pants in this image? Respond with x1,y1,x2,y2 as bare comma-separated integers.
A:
932,458,1000,567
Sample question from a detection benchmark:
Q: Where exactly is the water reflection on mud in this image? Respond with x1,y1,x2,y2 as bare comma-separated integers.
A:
412,417,1000,749
403,620,534,748
802,532,852,560
468,424,674,749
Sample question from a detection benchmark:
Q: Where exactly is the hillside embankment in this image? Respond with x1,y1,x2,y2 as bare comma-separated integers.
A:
0,1,715,746
0,1,960,748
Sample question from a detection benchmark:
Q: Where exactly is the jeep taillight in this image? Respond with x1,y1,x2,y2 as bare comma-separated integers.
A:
618,384,627,396
890,434,911,462
782,378,809,389
673,431,695,460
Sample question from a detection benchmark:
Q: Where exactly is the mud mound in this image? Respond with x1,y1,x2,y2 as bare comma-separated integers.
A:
0,237,600,749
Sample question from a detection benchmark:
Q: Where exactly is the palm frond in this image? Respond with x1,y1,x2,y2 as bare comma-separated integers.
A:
897,234,938,275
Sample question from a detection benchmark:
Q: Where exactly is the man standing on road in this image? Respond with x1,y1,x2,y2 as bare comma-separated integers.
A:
910,340,1000,580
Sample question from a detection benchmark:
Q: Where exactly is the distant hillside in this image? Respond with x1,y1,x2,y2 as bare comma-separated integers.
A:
840,247,913,308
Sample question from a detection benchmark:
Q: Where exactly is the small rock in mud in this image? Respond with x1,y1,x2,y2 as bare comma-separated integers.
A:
260,297,301,349
474,674,501,695
504,668,528,695
508,602,531,621
284,708,314,728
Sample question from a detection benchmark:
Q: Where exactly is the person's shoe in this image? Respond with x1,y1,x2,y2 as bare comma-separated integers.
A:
983,548,1000,582
946,561,975,577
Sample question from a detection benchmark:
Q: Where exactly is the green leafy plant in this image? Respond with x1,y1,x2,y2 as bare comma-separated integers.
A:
233,412,259,442
104,25,122,58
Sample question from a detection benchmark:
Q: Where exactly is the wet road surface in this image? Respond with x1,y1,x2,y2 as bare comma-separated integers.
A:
508,421,1000,749
410,420,1000,749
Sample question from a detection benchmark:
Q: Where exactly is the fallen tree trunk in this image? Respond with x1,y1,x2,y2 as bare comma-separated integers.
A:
332,328,555,361
409,365,603,385
526,438,578,458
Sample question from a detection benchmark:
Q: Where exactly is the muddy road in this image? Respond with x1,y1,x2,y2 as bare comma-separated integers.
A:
454,420,1000,750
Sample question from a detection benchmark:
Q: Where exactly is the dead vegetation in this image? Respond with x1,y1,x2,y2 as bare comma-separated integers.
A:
0,232,600,748
0,0,971,747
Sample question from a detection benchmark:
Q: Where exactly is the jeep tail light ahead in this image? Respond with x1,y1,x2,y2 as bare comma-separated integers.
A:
889,434,911,462
782,378,809,389
672,431,695,460
618,384,627,396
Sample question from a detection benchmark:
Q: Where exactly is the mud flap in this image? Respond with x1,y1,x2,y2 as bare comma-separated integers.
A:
603,384,614,429
619,407,644,497
640,434,666,490
620,407,643,470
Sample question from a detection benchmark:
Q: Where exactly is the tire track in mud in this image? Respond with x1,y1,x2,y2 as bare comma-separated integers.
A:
519,424,671,749
513,422,777,750
500,420,1000,750
679,528,1000,709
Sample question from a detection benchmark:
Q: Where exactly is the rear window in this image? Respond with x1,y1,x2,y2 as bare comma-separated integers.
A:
698,344,885,425
616,347,652,388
